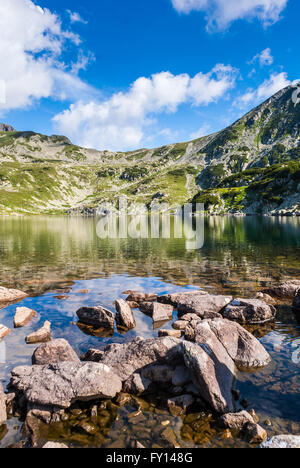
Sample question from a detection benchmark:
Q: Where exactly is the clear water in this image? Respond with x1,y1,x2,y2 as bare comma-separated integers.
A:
0,215,299,448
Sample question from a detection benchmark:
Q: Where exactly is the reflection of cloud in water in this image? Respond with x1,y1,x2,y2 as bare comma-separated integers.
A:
261,332,288,352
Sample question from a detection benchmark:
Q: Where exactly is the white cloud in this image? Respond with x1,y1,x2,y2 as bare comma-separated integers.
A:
235,72,291,108
250,48,274,66
190,124,211,139
67,10,87,24
0,0,93,113
171,0,288,30
53,65,238,151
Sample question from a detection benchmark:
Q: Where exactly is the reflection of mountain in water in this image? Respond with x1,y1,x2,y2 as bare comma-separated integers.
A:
0,216,299,296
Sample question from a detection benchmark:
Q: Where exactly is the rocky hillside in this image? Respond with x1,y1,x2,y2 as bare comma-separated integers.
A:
0,85,299,215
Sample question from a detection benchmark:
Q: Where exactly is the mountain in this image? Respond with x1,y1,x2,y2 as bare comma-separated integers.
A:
0,85,299,215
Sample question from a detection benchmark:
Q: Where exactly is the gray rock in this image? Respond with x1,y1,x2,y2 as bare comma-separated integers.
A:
99,336,182,382
172,320,189,331
293,290,300,309
264,280,300,299
141,364,173,383
158,329,182,339
198,318,271,369
219,411,255,431
115,299,136,330
0,286,27,303
126,292,157,303
172,365,191,386
244,422,267,444
177,294,233,319
10,361,122,409
222,299,276,324
0,123,15,132
158,291,208,307
26,321,51,344
32,339,79,365
259,435,300,449
181,337,235,414
76,305,115,329
140,302,173,322
0,324,11,341
254,292,276,305
14,307,37,328
0,384,7,425
123,373,151,395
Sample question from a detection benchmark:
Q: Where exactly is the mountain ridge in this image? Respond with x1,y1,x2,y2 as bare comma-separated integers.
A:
0,85,299,215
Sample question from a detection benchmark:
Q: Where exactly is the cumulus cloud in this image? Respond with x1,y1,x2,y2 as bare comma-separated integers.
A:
235,72,291,108
171,0,288,30
53,65,238,151
0,0,93,113
250,48,274,66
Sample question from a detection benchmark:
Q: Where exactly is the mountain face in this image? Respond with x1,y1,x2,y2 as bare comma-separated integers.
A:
0,85,299,215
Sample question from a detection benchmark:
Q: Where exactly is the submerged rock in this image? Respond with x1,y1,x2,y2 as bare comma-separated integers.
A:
76,306,115,329
181,339,235,414
188,318,271,369
158,291,208,307
0,324,11,341
14,307,37,328
177,294,233,319
0,286,27,303
26,321,51,344
115,299,136,330
264,280,300,299
167,394,194,416
0,384,7,425
222,299,276,324
293,290,300,309
259,435,300,449
219,411,267,444
10,361,122,409
32,339,79,365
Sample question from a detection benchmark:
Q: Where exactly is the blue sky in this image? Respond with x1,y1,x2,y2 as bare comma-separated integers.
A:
0,0,299,151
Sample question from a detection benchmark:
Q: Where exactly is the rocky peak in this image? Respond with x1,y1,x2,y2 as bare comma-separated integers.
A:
0,123,15,132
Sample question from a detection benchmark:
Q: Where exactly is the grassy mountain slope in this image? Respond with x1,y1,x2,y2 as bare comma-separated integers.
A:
0,85,299,215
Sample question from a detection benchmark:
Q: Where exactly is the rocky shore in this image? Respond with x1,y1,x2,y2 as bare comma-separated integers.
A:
0,280,300,448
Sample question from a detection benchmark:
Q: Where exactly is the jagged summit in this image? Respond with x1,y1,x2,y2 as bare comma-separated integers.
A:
0,123,15,132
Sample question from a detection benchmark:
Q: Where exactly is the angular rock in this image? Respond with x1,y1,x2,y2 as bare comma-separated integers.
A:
140,302,173,322
126,292,157,303
99,336,182,382
0,384,7,425
158,290,208,307
32,339,79,365
244,422,267,444
43,442,69,449
82,348,104,362
172,365,191,386
181,337,235,414
167,394,194,416
172,320,189,331
222,299,276,324
293,290,300,310
10,361,122,409
255,292,276,305
204,318,271,369
180,313,202,322
0,324,11,341
264,280,300,299
177,294,233,319
25,321,51,344
76,306,115,329
0,286,27,303
115,299,136,330
14,307,37,328
123,373,151,395
219,411,255,432
158,329,182,339
127,301,139,309
259,435,300,449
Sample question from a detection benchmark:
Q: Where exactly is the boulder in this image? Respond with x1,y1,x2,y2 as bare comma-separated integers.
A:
123,373,151,395
140,302,173,322
259,435,300,449
244,422,267,444
141,364,173,383
115,299,136,330
219,411,255,432
172,320,189,331
177,294,233,319
0,324,11,341
126,292,157,303
14,307,37,328
0,286,27,303
195,318,272,369
76,306,115,329
0,384,7,425
254,292,276,305
25,321,51,344
158,290,208,307
43,442,68,449
181,337,235,414
32,339,79,365
293,290,300,310
222,299,276,324
97,336,182,382
10,361,122,409
172,365,191,387
264,280,300,299
158,329,182,339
